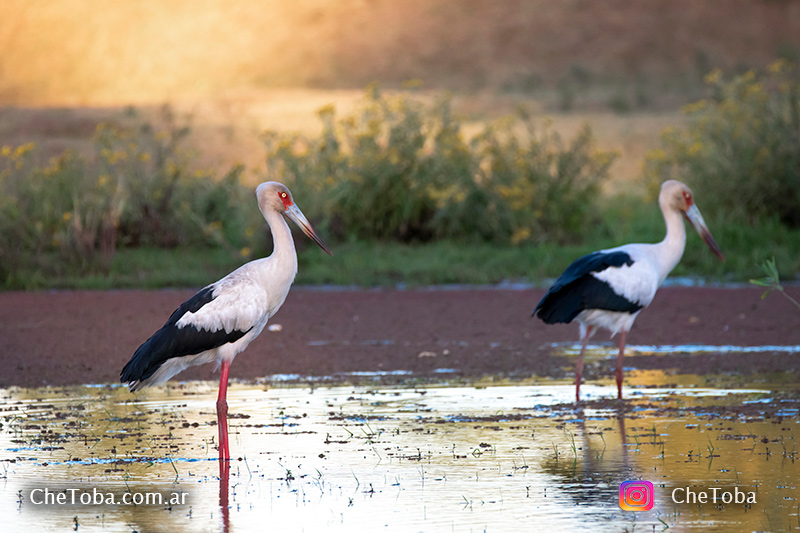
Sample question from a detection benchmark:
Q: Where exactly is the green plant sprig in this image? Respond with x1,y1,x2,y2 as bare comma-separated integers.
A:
750,257,800,311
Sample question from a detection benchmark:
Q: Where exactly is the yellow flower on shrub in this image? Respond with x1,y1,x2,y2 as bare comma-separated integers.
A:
12,143,35,159
682,100,708,114
704,69,722,85
687,142,703,156
645,61,800,226
510,227,531,245
646,148,667,162
317,103,336,118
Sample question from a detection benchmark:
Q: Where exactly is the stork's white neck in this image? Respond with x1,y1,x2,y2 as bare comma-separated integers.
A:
654,199,687,285
261,208,298,282
269,208,298,256
267,208,293,250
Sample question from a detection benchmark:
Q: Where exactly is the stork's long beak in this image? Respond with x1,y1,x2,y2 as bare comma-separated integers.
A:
284,204,333,256
684,204,724,261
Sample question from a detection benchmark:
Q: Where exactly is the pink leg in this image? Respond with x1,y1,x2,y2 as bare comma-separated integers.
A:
217,360,231,464
616,330,627,400
575,326,592,403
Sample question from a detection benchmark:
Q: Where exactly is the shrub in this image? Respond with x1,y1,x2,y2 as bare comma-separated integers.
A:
0,107,253,283
262,86,617,244
467,113,616,244
644,60,800,227
97,107,255,250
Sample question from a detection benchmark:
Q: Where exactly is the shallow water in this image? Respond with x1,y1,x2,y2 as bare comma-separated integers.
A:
2,370,800,533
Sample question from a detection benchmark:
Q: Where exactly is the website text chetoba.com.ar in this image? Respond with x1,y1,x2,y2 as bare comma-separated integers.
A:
619,480,757,511
27,487,189,507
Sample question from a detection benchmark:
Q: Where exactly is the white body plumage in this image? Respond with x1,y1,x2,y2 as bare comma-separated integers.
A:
533,180,724,400
121,181,330,391
576,230,684,339
145,252,297,388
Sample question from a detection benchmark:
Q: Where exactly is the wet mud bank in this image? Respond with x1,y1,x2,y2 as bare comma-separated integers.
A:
1,286,799,388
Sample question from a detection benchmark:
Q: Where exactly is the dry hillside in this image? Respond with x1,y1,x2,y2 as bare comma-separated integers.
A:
2,0,799,105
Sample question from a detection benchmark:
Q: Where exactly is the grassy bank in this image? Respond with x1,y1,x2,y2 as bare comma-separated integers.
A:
22,201,800,291
4,67,800,291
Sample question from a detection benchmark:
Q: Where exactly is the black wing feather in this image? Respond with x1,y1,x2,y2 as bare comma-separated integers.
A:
121,286,251,384
533,251,643,324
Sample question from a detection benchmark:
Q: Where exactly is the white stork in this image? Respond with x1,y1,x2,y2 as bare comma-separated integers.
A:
533,180,724,402
121,181,331,463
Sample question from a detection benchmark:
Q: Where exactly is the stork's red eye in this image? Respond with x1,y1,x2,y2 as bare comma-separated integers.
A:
279,191,292,208
683,191,693,206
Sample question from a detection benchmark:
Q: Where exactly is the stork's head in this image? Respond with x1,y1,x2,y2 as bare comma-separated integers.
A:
660,180,724,261
256,181,332,255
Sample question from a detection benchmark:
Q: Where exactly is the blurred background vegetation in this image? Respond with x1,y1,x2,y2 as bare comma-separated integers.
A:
1,1,799,289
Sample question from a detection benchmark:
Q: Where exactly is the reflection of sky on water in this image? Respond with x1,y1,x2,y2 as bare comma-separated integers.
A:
1,377,798,532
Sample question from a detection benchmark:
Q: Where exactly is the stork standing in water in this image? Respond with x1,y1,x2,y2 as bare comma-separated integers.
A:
121,182,331,462
533,180,724,402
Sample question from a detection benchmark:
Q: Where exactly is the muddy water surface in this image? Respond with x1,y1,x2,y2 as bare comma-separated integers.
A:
2,363,800,532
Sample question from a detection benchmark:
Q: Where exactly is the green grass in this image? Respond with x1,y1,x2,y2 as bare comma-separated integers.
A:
10,215,797,291
4,194,799,290
34,247,248,290
301,219,799,287
5,78,800,291
292,192,800,289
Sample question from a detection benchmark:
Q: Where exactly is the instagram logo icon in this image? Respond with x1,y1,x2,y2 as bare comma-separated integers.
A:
619,481,654,511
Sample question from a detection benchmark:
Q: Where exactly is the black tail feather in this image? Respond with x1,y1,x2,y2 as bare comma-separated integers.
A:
121,285,249,387
533,251,642,324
